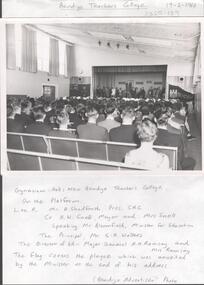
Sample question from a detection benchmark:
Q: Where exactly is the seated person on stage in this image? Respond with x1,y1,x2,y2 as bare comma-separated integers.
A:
25,106,52,136
15,100,34,128
77,106,109,141
7,105,25,133
154,112,195,170
124,119,170,170
97,103,121,132
49,110,76,138
109,106,140,145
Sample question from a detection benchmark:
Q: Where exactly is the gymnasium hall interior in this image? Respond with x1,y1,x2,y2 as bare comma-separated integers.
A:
6,22,202,171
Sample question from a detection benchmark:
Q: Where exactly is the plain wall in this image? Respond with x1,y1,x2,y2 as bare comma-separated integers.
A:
70,45,194,77
7,69,70,98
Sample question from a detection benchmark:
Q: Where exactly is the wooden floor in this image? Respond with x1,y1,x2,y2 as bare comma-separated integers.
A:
187,113,202,170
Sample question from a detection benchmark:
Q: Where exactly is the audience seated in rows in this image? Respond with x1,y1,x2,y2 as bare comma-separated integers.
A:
7,94,196,170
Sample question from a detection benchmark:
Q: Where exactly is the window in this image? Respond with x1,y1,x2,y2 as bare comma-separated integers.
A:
15,24,22,69
59,40,66,76
37,31,49,72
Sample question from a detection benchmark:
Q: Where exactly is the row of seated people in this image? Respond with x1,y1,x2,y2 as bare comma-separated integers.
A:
94,86,165,99
7,96,196,170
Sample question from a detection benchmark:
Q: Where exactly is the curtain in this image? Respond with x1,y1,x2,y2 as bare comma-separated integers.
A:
94,65,167,73
21,25,37,72
49,38,59,77
94,73,116,88
64,45,71,78
6,24,16,69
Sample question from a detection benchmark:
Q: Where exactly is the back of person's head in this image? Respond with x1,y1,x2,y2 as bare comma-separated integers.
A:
172,102,182,113
157,113,169,126
7,105,14,117
12,102,21,115
28,98,35,107
66,104,75,114
56,110,69,125
32,106,46,121
179,102,188,116
43,102,52,112
105,103,118,116
21,101,32,113
154,108,163,120
86,106,99,120
141,105,150,116
121,106,135,119
166,106,173,117
134,110,143,122
137,119,158,143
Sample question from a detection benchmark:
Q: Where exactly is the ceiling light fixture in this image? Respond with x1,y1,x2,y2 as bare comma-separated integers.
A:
107,42,111,47
98,40,101,46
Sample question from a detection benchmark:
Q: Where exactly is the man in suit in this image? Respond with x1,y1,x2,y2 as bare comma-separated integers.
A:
97,103,121,132
25,106,52,136
7,105,25,133
168,102,195,141
77,106,109,141
154,113,195,170
49,111,76,138
15,101,34,128
109,106,140,145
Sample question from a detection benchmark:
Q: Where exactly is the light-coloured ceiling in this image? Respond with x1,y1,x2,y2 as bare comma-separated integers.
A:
31,23,200,62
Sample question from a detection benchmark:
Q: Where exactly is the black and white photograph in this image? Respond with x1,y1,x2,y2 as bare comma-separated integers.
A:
2,17,204,285
6,20,202,171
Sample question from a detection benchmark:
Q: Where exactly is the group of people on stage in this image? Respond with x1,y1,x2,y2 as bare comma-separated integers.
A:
94,85,165,100
7,94,196,170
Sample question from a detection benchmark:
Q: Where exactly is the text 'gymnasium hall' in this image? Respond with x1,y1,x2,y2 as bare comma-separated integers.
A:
6,22,201,171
